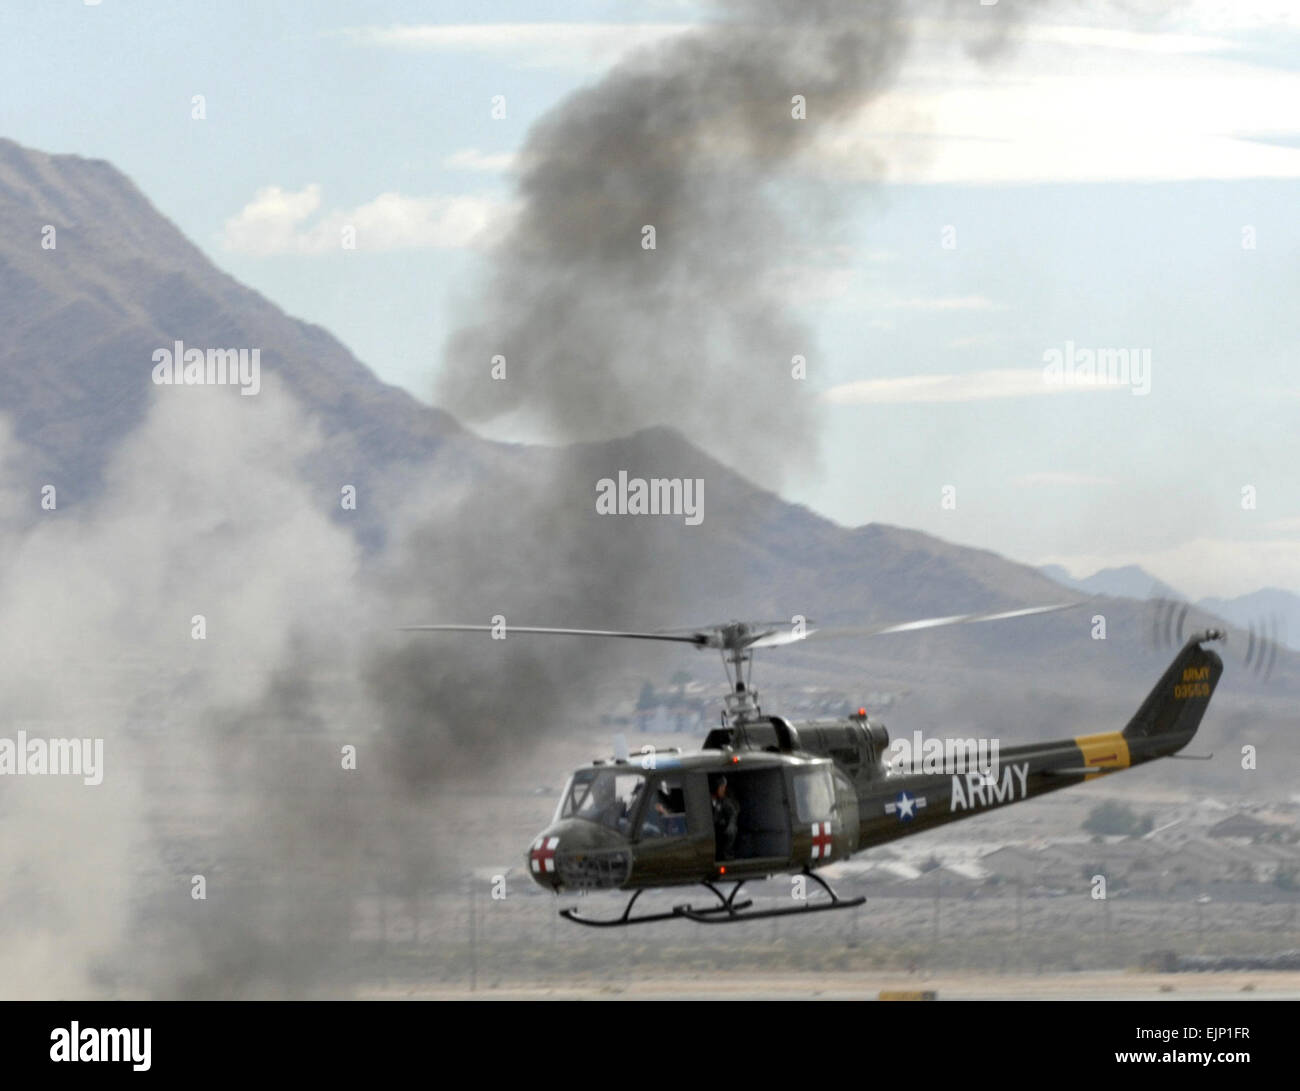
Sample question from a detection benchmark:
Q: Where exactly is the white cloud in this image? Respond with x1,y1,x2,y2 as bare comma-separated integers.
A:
219,183,325,255
346,18,1300,182
220,185,508,255
823,368,1130,406
341,22,693,69
808,22,1300,184
1167,1,1300,32
1015,24,1237,55
444,147,516,173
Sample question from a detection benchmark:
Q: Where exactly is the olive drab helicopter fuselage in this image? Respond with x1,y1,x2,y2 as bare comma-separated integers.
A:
406,613,1225,926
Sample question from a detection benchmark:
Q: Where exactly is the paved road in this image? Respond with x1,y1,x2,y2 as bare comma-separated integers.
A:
380,970,1300,1001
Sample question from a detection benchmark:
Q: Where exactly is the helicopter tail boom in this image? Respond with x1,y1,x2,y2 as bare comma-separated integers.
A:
857,632,1227,848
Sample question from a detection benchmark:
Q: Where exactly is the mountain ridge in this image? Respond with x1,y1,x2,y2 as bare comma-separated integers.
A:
0,136,473,510
3,135,1297,732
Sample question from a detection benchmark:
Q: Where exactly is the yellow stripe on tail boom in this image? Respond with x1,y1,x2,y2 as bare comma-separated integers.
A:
1074,731,1131,780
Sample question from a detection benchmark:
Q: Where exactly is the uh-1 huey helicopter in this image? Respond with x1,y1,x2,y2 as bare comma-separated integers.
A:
406,607,1224,927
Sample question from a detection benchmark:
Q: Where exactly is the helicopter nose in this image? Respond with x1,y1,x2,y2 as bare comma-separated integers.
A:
527,833,562,888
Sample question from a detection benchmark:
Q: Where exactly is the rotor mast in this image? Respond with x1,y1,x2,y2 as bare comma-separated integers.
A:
717,622,762,726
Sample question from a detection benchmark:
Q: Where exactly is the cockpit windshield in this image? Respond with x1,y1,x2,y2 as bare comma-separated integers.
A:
558,769,646,834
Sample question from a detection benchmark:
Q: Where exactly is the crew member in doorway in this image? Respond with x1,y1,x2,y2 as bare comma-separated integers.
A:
712,775,739,860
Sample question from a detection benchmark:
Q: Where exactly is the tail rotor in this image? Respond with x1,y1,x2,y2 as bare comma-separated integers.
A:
1148,596,1283,683
1243,614,1283,683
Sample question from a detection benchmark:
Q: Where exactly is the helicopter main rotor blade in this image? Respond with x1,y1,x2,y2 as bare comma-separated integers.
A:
403,605,1083,652
400,624,709,646
748,627,816,648
809,601,1082,642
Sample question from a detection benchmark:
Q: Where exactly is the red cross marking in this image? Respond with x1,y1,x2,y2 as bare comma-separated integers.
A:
530,835,560,874
810,821,833,861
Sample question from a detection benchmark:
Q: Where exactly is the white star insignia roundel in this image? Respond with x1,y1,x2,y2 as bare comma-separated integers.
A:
884,790,927,822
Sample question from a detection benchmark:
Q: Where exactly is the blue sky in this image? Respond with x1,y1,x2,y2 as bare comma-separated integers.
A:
4,1,1300,597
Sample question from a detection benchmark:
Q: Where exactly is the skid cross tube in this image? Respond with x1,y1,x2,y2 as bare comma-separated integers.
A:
680,869,865,923
557,873,862,927
557,881,755,927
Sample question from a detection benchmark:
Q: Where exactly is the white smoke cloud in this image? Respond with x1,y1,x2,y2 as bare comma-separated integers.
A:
0,382,366,997
220,184,508,255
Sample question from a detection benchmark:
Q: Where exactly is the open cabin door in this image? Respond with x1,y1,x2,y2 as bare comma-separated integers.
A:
709,767,791,863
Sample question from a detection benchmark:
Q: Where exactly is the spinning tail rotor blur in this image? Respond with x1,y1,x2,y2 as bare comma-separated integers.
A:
1148,596,1282,682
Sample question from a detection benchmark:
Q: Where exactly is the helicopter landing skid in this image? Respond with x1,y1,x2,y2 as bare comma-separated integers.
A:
678,870,865,924
558,873,862,927
559,881,754,928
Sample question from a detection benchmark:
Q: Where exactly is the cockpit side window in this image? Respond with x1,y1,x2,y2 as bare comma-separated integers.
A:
560,770,646,833
638,776,688,840
558,770,595,822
